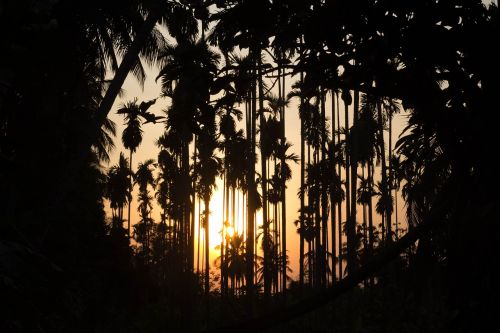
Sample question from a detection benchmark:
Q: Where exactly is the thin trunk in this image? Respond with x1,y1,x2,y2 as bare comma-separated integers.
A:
330,90,337,284
389,114,394,238
258,50,270,300
221,175,226,296
395,188,399,240
376,101,391,242
389,115,392,176
314,149,321,288
299,87,305,290
348,90,359,272
128,150,133,238
182,143,191,270
308,143,314,287
245,58,256,305
190,136,197,272
343,91,352,275
197,196,201,274
336,92,343,279
362,165,368,262
229,187,235,293
320,88,328,288
279,61,288,296
368,159,375,274
205,197,210,296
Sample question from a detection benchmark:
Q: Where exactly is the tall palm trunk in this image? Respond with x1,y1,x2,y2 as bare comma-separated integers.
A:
376,101,391,242
348,90,359,272
307,143,313,288
245,59,256,304
330,90,337,284
342,90,353,275
320,88,328,287
299,67,305,290
204,195,210,296
388,114,395,238
258,50,271,300
368,158,375,285
361,165,368,258
336,92,343,279
128,150,133,238
395,187,399,239
314,149,321,288
182,143,191,270
221,175,227,297
190,136,197,272
278,60,288,296
197,196,201,274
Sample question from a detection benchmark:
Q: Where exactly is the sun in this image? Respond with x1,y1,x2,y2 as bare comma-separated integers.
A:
193,183,228,264
207,188,225,252
194,179,257,271
225,225,235,238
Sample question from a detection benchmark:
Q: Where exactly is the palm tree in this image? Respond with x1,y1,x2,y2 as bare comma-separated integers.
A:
353,93,380,266
117,99,144,237
218,103,248,295
105,153,131,225
390,154,404,239
376,97,399,243
265,93,294,293
157,37,220,273
288,79,309,289
134,159,156,260
294,205,316,286
215,233,247,296
156,132,185,269
273,140,298,292
211,0,276,303
196,126,222,296
95,1,195,129
46,1,174,215
385,98,402,237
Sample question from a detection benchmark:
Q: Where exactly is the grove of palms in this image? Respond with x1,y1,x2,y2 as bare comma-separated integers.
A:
1,0,497,332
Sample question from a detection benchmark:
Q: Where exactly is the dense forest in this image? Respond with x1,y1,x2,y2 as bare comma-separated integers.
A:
1,0,497,331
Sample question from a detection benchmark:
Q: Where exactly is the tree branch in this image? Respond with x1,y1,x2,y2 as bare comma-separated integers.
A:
204,217,435,332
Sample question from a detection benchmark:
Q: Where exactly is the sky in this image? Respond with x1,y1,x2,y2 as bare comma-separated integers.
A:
105,39,410,280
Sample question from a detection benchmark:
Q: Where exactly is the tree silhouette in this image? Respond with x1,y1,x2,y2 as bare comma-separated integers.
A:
133,159,156,261
117,99,144,237
2,0,497,330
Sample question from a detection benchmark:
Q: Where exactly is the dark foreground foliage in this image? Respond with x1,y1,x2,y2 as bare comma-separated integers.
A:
1,0,497,332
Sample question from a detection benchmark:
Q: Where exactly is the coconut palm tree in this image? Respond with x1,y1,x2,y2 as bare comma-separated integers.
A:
95,1,196,129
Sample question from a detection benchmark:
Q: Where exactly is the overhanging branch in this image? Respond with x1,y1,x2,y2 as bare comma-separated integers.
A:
205,218,434,332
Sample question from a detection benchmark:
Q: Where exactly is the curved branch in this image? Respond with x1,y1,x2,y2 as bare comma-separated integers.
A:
204,218,435,332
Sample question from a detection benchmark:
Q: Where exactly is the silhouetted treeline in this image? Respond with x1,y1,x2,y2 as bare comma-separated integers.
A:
1,0,497,332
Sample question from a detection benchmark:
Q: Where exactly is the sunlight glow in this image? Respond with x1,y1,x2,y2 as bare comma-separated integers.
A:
225,225,235,239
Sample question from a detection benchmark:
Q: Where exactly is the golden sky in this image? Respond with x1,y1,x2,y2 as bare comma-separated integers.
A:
105,50,409,279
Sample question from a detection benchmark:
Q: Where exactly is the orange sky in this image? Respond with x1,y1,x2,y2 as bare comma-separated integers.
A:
105,51,409,279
